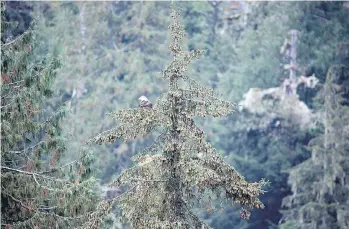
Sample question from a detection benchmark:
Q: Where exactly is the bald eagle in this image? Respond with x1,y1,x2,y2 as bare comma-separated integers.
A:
138,96,153,109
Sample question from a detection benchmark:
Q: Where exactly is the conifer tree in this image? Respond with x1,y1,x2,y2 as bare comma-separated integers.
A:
1,3,101,228
280,46,349,229
88,4,267,228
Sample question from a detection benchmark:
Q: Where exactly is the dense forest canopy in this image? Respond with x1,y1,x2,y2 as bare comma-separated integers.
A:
1,1,348,229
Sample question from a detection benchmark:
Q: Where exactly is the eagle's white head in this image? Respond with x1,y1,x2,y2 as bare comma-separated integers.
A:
138,95,153,108
138,96,149,103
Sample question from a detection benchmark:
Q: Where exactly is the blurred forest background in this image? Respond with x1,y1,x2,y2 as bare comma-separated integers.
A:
1,1,348,229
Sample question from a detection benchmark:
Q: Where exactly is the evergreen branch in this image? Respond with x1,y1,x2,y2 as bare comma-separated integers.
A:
106,108,155,122
182,200,212,229
32,174,57,192
114,184,139,202
110,155,166,188
130,178,167,183
2,190,57,212
180,88,238,107
32,173,41,186
182,75,219,97
0,166,68,182
78,185,139,229
1,30,31,48
2,80,24,86
179,116,205,139
40,155,84,174
1,80,24,99
131,129,170,161
7,141,45,154
4,204,89,228
2,190,35,211
153,92,169,108
180,143,220,161
85,127,121,144
179,97,234,118
37,206,58,210
40,105,67,126
2,179,101,227
186,157,266,209
1,90,20,100
0,101,13,109
87,117,160,144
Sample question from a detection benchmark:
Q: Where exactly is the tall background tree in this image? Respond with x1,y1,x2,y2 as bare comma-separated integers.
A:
280,42,349,229
1,2,102,228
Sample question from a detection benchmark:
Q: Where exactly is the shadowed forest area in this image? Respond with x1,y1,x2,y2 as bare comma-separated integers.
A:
1,1,349,229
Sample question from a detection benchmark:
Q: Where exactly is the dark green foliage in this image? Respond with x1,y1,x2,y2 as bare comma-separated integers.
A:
1,2,33,43
1,3,101,228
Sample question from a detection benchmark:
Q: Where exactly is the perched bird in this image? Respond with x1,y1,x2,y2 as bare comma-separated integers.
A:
138,95,153,109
